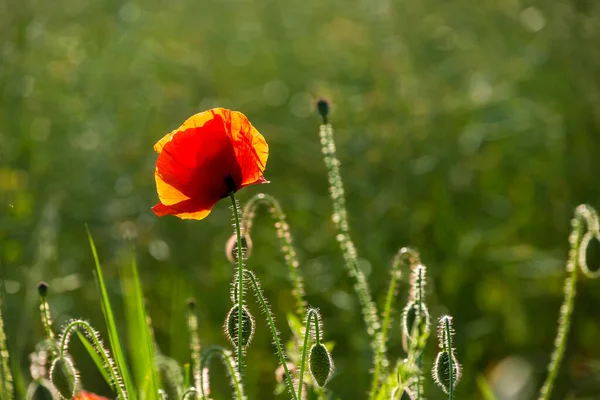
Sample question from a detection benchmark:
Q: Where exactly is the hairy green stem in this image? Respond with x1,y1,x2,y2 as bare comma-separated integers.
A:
539,204,599,400
244,270,298,400
230,193,245,376
200,346,244,400
242,193,306,316
186,303,202,392
0,290,14,400
444,318,454,400
297,309,321,400
370,248,420,399
59,320,127,399
319,123,382,374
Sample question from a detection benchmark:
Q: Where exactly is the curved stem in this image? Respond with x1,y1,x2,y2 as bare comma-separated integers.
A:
230,193,245,376
242,193,306,316
244,270,298,400
370,248,420,400
59,320,127,399
200,346,244,400
181,388,199,399
297,309,321,400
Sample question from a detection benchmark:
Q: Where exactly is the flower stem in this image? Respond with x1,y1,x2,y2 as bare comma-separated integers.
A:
319,123,382,375
229,193,245,377
244,270,298,400
59,319,127,399
539,204,599,400
242,193,306,316
200,346,245,400
444,318,454,400
298,309,321,400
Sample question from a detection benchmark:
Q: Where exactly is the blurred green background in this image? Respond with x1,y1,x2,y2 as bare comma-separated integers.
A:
1,0,600,398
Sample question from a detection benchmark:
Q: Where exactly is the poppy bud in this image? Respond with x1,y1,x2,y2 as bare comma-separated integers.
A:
225,233,252,264
37,282,49,297
432,351,461,394
49,356,77,399
308,343,333,387
401,301,431,351
224,305,255,350
316,99,330,123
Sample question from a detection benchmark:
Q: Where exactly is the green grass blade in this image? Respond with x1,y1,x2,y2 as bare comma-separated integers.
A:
120,254,160,399
86,226,136,399
76,331,113,387
477,375,498,400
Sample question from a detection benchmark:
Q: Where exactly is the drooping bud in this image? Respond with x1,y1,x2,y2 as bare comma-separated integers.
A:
225,233,252,264
224,305,255,350
308,343,333,387
49,356,77,399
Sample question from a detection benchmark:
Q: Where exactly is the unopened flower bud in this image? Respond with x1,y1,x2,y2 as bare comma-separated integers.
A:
432,351,461,394
224,305,255,350
309,343,333,387
316,99,330,123
37,282,49,297
50,356,77,399
225,234,252,264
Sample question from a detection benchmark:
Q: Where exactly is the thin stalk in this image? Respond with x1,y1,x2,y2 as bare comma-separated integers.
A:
230,193,245,376
370,248,420,400
200,346,244,400
242,193,306,316
319,123,382,372
244,270,298,400
297,309,321,400
186,301,202,391
539,204,599,400
0,287,14,400
59,320,127,399
444,318,454,400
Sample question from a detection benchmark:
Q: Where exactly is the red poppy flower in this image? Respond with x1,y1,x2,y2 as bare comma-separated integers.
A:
152,108,269,220
74,391,110,400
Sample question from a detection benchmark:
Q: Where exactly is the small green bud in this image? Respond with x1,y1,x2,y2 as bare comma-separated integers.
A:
316,98,330,123
37,282,49,297
432,351,461,394
225,305,255,350
309,343,333,387
49,356,77,399
225,233,252,264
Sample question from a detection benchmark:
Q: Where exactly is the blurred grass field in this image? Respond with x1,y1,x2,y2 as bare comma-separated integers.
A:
1,0,600,398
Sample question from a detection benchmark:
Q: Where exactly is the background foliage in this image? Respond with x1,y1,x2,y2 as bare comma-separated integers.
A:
1,0,600,398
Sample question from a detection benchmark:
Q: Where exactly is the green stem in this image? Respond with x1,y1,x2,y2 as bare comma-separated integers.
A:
242,193,306,316
370,248,420,400
181,388,199,400
230,193,245,376
244,270,298,400
444,318,454,400
319,123,382,374
200,346,244,400
59,320,127,399
297,309,321,400
186,303,202,391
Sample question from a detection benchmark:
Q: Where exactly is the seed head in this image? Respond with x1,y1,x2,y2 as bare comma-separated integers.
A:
37,282,49,297
316,99,330,123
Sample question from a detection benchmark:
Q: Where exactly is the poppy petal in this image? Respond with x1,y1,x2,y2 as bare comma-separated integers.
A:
153,111,216,154
218,110,269,187
152,201,212,220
